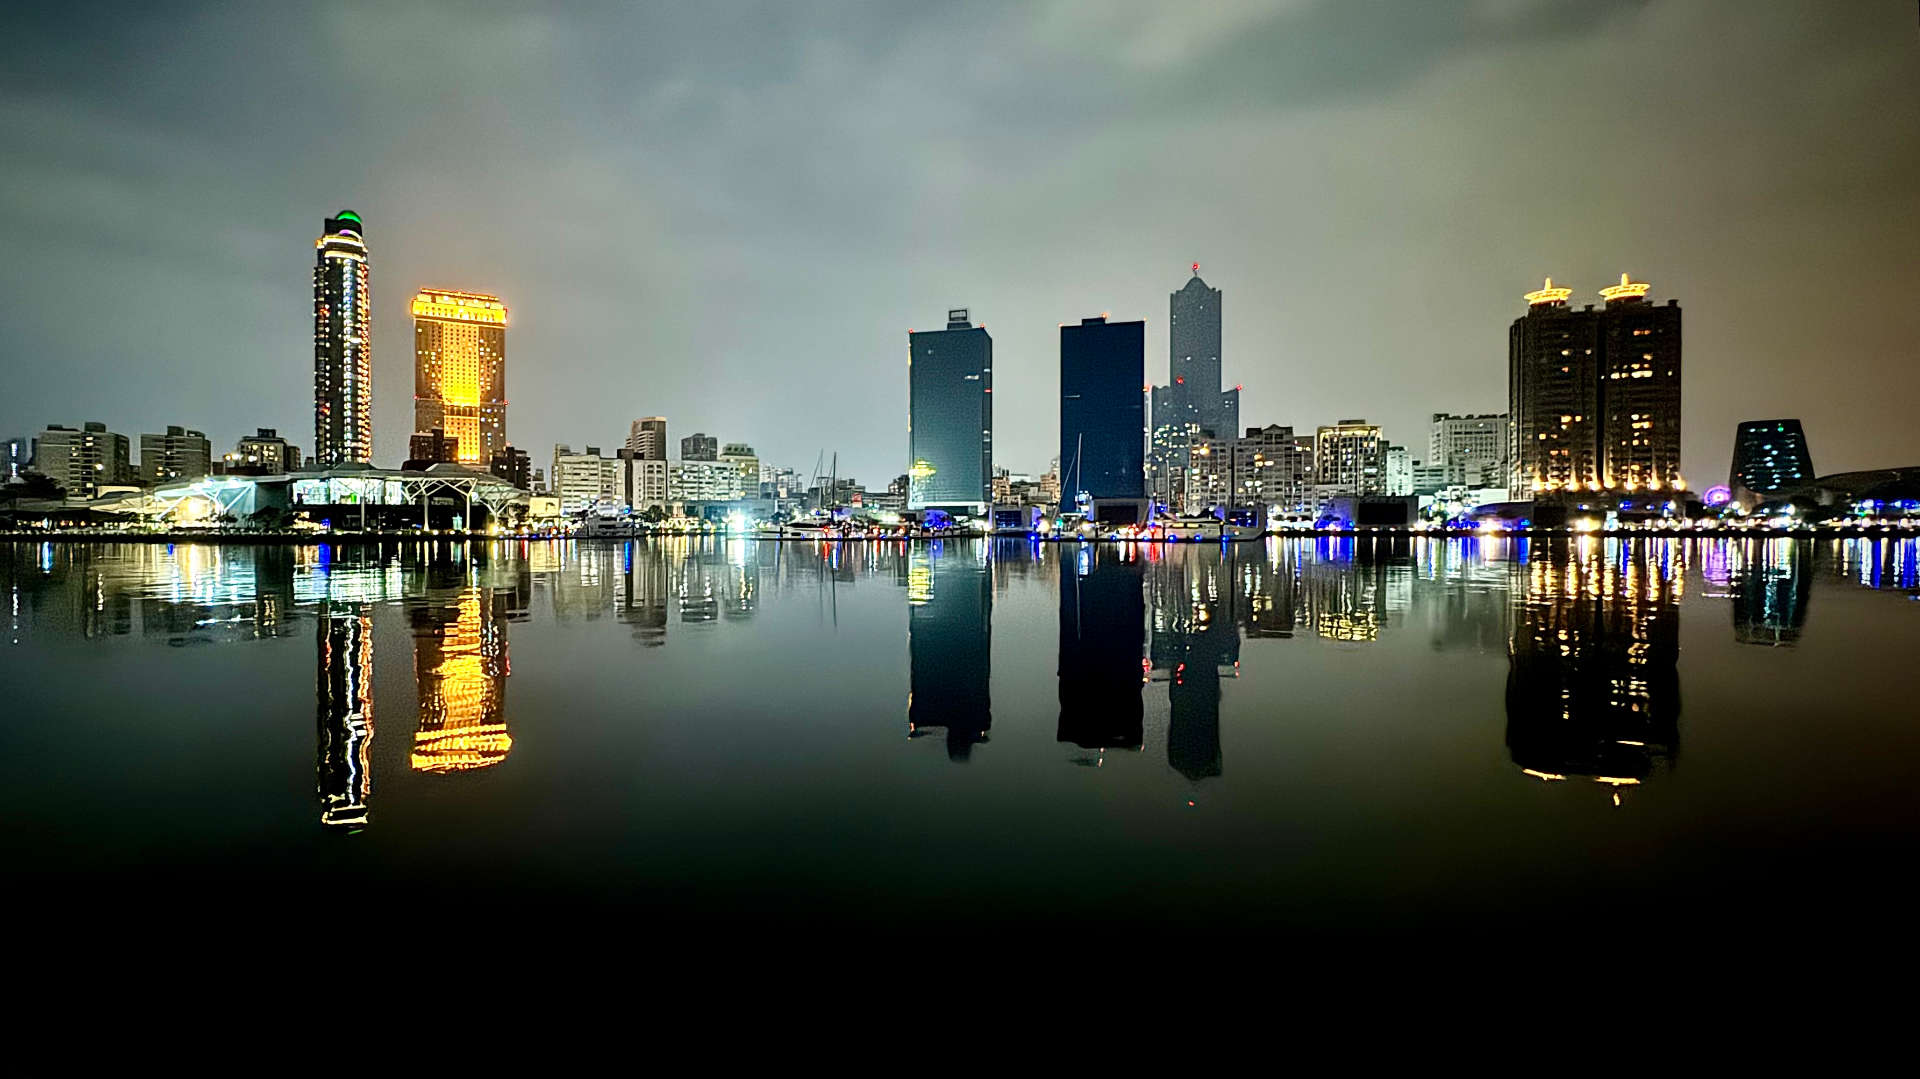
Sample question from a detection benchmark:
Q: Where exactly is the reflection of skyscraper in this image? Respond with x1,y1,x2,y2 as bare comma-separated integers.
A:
316,602,374,829
1505,541,1681,803
1149,548,1240,780
1058,547,1144,750
1732,539,1811,646
410,588,512,772
907,547,992,761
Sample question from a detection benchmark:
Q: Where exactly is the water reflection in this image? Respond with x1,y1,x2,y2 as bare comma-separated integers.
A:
907,544,992,760
1058,546,1145,755
316,600,373,830
1506,539,1682,804
4,536,1918,831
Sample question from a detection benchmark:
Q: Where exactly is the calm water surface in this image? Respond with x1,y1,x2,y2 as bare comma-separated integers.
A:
5,536,1918,943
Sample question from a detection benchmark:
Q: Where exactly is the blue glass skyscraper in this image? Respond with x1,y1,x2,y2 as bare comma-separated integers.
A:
1060,316,1146,520
907,309,993,513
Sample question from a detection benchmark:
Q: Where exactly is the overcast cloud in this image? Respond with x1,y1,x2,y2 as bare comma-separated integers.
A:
3,0,1917,482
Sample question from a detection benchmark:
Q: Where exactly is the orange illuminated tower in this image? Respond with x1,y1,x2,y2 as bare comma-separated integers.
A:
411,290,508,465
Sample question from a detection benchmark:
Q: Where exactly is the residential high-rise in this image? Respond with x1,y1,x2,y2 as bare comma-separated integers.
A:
626,418,668,461
138,426,212,485
231,428,301,475
490,445,532,490
551,445,623,514
1149,267,1238,510
1596,275,1683,492
411,289,507,466
1191,424,1308,513
680,433,718,461
1060,316,1146,521
1314,420,1385,496
406,428,460,467
313,211,372,466
34,421,130,498
719,443,761,498
1383,444,1413,497
1730,419,1814,495
1509,275,1683,495
907,308,993,514
1429,412,1509,488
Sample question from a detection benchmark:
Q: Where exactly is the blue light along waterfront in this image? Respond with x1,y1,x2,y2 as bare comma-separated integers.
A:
4,535,1917,940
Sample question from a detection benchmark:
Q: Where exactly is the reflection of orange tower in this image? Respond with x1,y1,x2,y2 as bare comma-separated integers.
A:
411,589,512,772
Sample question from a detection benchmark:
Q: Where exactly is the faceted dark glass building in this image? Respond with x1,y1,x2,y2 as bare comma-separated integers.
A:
1729,419,1814,494
1509,274,1683,495
907,309,993,512
313,211,372,466
1060,316,1146,509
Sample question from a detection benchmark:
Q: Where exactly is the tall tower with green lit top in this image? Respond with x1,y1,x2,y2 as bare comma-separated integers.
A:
314,211,372,465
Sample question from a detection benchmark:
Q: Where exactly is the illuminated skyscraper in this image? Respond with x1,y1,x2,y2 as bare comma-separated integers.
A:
313,211,372,466
907,308,993,514
1730,419,1814,495
1149,268,1238,510
1509,274,1684,495
412,289,508,465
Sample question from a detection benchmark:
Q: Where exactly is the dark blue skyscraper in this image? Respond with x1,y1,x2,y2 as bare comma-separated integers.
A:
907,309,993,513
1060,316,1146,522
1729,419,1814,495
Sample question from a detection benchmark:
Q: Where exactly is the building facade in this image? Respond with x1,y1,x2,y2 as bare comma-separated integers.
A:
1383,444,1413,497
490,445,532,490
669,459,742,503
1191,424,1309,513
35,421,131,497
1060,316,1146,516
138,426,212,485
1314,420,1385,497
908,308,993,513
551,445,623,514
1149,269,1238,511
1429,412,1508,489
718,443,760,499
626,417,668,461
232,428,301,475
680,433,718,461
406,428,460,467
1509,275,1683,495
313,211,372,466
412,289,507,465
1730,419,1814,495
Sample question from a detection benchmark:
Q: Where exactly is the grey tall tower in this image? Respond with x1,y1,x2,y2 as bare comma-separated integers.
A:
1150,266,1237,510
907,308,993,514
313,211,372,466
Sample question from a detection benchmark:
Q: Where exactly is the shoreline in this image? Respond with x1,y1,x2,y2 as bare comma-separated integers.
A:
2,526,1914,546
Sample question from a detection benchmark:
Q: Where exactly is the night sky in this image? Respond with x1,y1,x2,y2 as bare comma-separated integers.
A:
3,1,1916,484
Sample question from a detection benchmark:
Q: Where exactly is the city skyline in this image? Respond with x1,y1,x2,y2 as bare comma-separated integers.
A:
4,3,1919,485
